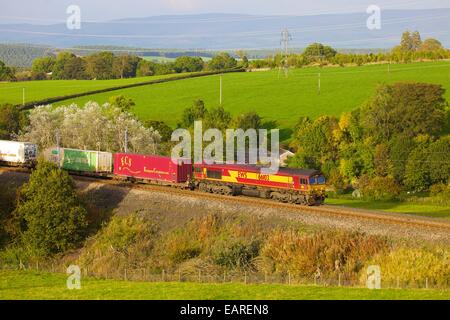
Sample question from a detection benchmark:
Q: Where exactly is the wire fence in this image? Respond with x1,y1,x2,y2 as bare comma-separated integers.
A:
2,262,449,291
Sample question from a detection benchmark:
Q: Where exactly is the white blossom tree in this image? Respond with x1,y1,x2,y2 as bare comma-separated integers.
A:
20,102,161,154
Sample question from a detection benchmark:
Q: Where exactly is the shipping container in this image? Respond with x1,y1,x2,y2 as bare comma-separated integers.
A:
47,148,113,173
0,140,37,165
114,153,192,184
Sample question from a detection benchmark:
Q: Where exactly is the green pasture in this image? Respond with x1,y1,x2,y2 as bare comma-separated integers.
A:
52,61,450,128
326,198,450,220
0,73,197,106
0,271,448,300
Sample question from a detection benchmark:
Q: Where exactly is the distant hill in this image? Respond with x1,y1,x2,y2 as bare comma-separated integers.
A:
0,9,449,50
0,44,55,68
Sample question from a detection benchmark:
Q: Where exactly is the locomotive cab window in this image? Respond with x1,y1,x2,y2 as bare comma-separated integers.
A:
300,178,308,185
207,169,222,179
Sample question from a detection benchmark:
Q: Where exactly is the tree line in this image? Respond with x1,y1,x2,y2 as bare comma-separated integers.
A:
1,51,240,82
287,82,450,200
250,31,450,69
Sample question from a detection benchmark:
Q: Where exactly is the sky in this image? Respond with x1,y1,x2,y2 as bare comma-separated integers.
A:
1,0,450,24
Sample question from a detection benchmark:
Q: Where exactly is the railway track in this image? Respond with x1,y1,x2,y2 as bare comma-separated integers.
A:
2,166,450,233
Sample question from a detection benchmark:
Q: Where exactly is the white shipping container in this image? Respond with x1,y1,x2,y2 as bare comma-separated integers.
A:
0,140,38,164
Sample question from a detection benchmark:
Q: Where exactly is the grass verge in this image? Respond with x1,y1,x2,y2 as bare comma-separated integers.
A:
0,271,448,300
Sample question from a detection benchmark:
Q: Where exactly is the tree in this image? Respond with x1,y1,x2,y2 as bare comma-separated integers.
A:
236,50,249,68
373,143,391,177
403,135,450,191
0,60,15,81
303,43,337,61
85,51,115,80
143,120,173,142
419,38,444,52
178,100,208,128
113,54,141,79
362,83,447,141
20,102,160,154
400,31,413,52
290,116,339,169
208,53,237,71
0,104,23,139
411,31,422,51
173,56,204,73
404,137,432,191
400,31,422,52
204,106,232,131
427,136,450,185
136,60,154,77
108,95,135,112
388,134,416,183
232,112,262,130
31,56,55,74
52,52,86,80
13,161,88,256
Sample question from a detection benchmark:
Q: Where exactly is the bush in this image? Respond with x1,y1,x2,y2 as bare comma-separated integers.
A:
78,214,158,275
13,161,88,257
0,183,17,248
213,241,260,270
261,230,389,280
165,230,202,265
364,247,450,287
429,183,450,205
359,176,402,201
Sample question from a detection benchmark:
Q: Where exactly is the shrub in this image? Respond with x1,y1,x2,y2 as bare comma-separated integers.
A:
0,183,16,248
359,176,402,201
261,230,389,280
13,161,88,257
78,214,158,275
364,247,450,287
429,183,450,205
213,240,260,270
165,230,202,265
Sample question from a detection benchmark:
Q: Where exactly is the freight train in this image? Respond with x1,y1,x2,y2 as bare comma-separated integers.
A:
0,140,326,205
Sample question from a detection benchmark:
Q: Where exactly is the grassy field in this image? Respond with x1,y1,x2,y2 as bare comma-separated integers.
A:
0,271,448,300
326,198,450,220
50,61,450,128
0,73,199,106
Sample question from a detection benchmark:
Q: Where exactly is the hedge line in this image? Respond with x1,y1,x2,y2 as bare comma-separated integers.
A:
17,68,245,110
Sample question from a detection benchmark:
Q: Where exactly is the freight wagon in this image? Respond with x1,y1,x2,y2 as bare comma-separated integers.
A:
46,148,113,174
0,140,37,166
114,153,192,186
193,163,326,205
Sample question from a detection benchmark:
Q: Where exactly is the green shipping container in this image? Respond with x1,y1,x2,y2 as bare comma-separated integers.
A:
63,149,98,172
49,148,113,173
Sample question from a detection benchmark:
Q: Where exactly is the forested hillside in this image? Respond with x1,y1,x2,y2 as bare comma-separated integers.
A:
0,44,55,68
